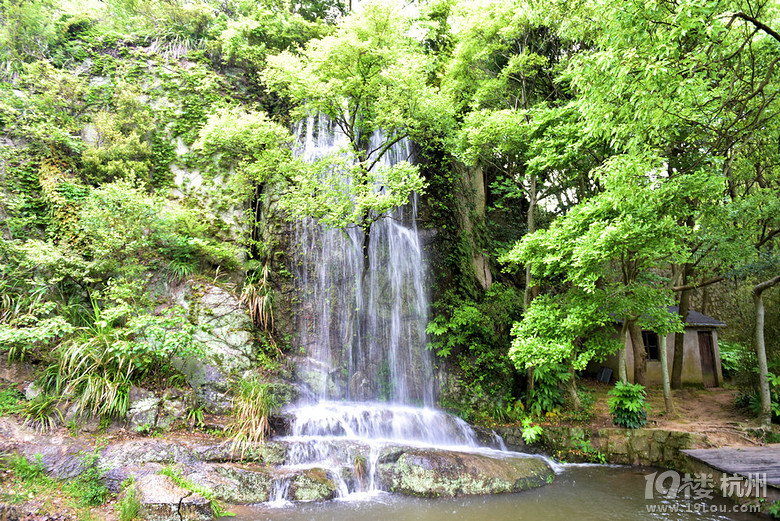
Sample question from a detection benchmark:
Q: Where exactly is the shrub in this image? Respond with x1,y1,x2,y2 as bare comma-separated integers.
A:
426,283,523,422
526,363,567,415
21,393,63,432
0,387,24,416
6,453,46,480
608,381,648,429
74,447,109,507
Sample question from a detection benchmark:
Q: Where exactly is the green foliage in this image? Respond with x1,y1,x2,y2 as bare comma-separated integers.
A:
766,499,780,518
0,61,86,153
214,6,322,74
0,0,58,70
43,302,199,419
526,363,567,416
117,477,140,521
240,263,274,331
426,283,523,423
21,393,63,432
0,387,24,416
720,341,754,380
81,88,155,186
608,382,648,429
520,417,543,444
264,0,453,230
194,106,297,199
5,453,46,481
553,430,607,464
187,405,205,428
73,447,110,507
76,179,239,277
509,291,622,372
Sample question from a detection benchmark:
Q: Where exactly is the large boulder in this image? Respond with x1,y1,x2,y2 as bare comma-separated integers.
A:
376,448,553,497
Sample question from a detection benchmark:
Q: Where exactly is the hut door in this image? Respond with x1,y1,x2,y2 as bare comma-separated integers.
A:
698,331,718,387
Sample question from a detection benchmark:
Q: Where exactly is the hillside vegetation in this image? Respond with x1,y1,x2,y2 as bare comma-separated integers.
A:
1,0,779,438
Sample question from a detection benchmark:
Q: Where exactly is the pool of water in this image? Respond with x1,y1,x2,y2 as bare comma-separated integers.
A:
226,465,763,521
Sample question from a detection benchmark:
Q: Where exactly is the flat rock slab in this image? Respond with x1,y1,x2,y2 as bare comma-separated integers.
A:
136,474,212,521
682,445,780,487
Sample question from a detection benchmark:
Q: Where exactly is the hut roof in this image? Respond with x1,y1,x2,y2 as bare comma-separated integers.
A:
668,306,726,328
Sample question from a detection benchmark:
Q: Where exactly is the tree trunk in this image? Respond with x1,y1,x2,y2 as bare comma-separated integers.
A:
523,176,537,309
618,321,628,383
567,361,581,410
658,332,675,416
524,176,537,402
753,275,780,429
672,281,691,389
628,320,646,386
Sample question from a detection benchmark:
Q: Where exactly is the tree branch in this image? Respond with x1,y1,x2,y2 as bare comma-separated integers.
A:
672,276,725,292
733,12,780,44
753,274,780,295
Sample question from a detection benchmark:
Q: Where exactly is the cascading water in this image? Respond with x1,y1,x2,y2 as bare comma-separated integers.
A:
292,115,432,405
269,116,535,504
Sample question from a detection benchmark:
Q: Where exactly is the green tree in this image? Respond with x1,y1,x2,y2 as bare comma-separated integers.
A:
264,0,452,266
553,0,780,390
502,153,690,391
446,0,601,308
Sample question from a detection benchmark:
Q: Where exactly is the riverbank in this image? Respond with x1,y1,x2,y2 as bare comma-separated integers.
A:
493,381,780,516
543,381,769,448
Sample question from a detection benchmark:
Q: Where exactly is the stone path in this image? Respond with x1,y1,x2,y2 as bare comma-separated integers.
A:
682,445,780,487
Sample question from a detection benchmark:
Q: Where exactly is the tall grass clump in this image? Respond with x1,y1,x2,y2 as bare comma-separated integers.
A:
227,377,278,459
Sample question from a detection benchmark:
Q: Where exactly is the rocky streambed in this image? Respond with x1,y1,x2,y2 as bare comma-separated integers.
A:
0,417,554,521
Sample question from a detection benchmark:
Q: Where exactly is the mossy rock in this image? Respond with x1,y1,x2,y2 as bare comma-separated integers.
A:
290,468,338,501
376,448,553,498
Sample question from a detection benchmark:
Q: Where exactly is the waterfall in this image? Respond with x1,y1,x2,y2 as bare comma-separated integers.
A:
292,115,433,405
271,116,512,503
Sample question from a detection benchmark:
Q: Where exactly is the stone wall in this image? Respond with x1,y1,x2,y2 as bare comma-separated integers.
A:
498,426,709,468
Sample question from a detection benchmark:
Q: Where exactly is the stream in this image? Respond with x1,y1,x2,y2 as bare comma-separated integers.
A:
227,464,763,521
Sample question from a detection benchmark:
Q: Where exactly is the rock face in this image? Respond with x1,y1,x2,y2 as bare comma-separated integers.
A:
376,448,553,497
174,284,257,413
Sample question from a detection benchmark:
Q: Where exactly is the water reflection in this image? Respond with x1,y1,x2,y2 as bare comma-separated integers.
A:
228,465,763,521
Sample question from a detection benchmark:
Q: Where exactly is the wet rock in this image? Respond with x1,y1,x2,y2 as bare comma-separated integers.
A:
128,397,161,433
99,439,197,469
135,474,212,521
539,426,708,467
208,464,273,503
290,468,338,501
19,440,89,480
377,448,553,497
191,440,287,465
173,359,232,414
157,390,188,431
0,361,33,385
103,463,164,494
